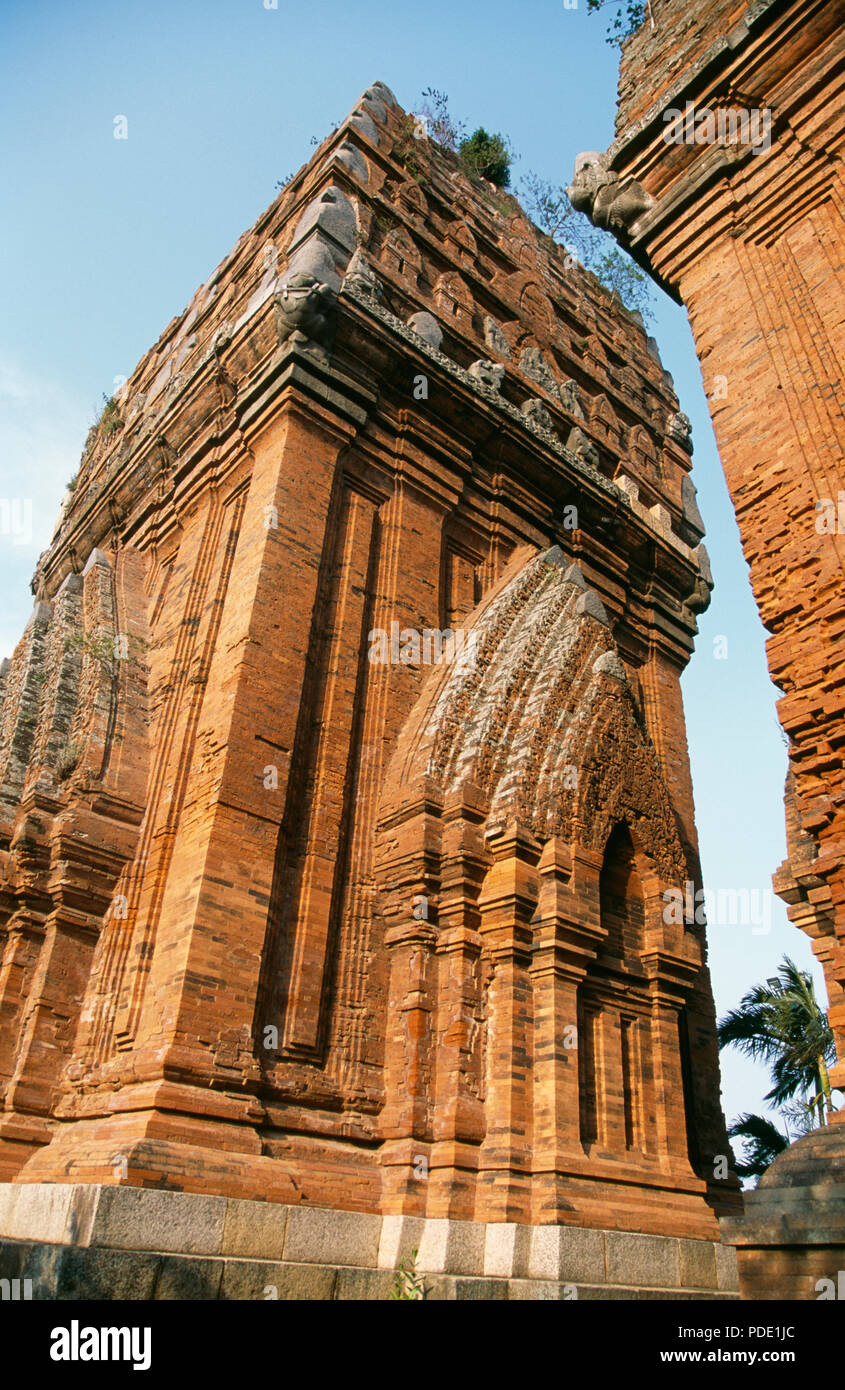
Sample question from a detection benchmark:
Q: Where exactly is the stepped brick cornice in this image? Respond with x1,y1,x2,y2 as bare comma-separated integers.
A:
570,0,845,1297
0,81,736,1249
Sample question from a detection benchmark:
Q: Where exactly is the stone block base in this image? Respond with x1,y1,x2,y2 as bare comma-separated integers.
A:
0,1183,738,1300
721,1122,845,1300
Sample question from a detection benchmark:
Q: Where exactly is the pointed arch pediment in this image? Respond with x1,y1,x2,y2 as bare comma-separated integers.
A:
627,423,657,459
382,228,423,278
585,332,608,363
446,221,478,262
562,670,687,882
587,396,624,454
588,391,621,432
378,546,686,885
433,271,475,326
395,179,428,221
496,272,554,332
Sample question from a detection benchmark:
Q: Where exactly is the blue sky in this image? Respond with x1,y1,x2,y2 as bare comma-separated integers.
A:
0,0,827,1153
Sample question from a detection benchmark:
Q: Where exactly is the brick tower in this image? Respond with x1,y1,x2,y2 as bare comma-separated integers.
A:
569,0,845,1296
0,82,740,1296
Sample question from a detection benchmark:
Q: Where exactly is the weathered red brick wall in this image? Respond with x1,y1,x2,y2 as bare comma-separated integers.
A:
616,0,749,132
568,0,845,1294
570,0,845,1092
0,83,737,1236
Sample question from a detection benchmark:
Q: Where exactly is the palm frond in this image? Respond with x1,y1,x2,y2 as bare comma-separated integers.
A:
719,956,835,1114
728,1111,789,1180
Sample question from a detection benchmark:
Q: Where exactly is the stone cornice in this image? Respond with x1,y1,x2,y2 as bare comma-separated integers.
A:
340,279,708,598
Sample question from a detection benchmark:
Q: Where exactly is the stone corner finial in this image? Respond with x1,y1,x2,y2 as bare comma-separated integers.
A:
669,410,694,455
469,360,505,391
342,249,384,303
521,397,557,438
576,588,609,625
82,547,112,576
568,151,654,239
483,316,511,361
274,275,337,357
406,311,443,351
593,651,627,682
566,426,600,469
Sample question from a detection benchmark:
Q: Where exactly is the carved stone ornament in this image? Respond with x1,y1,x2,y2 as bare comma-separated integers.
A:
274,273,337,357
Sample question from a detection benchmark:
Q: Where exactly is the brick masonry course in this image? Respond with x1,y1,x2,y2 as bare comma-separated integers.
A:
0,78,740,1282
568,0,845,1298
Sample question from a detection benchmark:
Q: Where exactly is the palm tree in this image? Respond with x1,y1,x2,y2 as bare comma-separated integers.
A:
727,1113,789,1182
718,956,837,1129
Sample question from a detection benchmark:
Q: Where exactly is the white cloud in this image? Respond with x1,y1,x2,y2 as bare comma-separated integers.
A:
0,357,90,657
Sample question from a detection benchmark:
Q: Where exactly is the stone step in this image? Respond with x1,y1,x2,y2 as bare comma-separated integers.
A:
0,1183,740,1295
0,1238,738,1302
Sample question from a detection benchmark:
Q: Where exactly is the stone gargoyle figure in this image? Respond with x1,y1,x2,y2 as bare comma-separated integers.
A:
273,272,337,358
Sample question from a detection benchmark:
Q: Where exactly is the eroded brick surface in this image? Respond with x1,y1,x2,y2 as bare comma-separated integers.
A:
570,0,845,1297
0,81,737,1244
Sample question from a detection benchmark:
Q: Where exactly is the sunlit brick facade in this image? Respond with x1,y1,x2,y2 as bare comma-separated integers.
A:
0,82,736,1253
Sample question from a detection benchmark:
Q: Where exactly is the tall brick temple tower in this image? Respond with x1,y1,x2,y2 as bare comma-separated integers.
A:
569,0,845,1297
0,82,741,1298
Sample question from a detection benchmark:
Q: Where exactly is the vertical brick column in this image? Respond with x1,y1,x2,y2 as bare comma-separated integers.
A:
379,912,438,1215
16,386,363,1195
475,821,539,1223
640,647,702,884
530,838,604,1218
569,0,845,1079
427,786,489,1220
648,993,692,1166
598,1010,628,1156
377,781,442,1216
